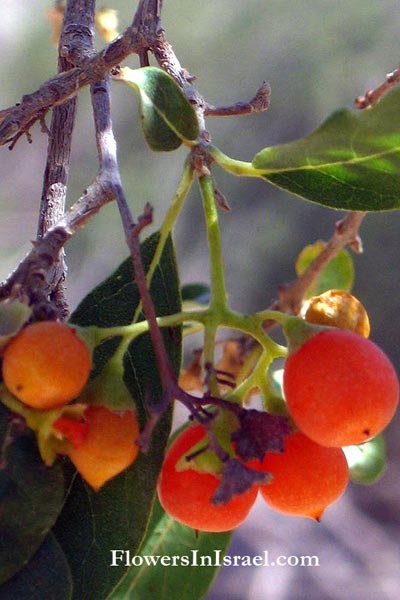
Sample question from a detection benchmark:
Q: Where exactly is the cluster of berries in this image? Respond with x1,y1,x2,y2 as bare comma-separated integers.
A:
1,289,398,534
158,291,399,532
1,321,139,491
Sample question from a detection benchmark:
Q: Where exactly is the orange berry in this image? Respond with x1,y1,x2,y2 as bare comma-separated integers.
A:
157,425,258,532
283,329,399,447
2,321,91,410
257,432,349,520
68,406,140,491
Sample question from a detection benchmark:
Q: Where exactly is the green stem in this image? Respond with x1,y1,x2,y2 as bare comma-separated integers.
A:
108,163,194,365
198,175,229,394
224,350,271,403
92,306,287,365
131,161,194,325
198,175,228,312
254,309,293,325
207,144,261,177
223,310,287,358
85,165,290,402
202,321,220,396
94,309,207,342
235,343,263,387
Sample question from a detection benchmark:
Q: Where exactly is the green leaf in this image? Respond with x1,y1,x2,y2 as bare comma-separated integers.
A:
343,435,386,485
252,86,400,211
0,403,65,585
53,233,182,600
0,533,72,600
295,240,354,297
70,233,181,417
0,404,65,585
114,66,199,151
181,283,211,305
108,490,232,600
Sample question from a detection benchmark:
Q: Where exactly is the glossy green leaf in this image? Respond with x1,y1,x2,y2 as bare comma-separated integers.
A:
343,435,386,485
0,403,65,585
53,233,181,600
295,240,354,297
70,232,181,418
0,534,72,600
252,86,400,211
114,66,199,151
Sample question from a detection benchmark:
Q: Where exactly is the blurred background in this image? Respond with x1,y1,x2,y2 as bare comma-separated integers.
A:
1,1,399,598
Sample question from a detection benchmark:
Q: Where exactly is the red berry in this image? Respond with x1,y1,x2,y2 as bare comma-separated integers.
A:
157,424,258,532
283,329,399,447
257,432,349,520
53,417,90,448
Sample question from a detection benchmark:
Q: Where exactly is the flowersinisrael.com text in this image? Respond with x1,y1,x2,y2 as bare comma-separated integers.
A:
110,550,320,568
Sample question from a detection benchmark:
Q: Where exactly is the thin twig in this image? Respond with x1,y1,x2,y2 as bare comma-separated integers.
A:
115,200,178,392
37,0,97,319
355,65,400,109
0,0,166,301
205,81,271,117
0,165,117,302
38,0,96,239
0,72,125,304
0,228,70,306
264,211,366,324
0,0,161,148
0,166,116,304
152,37,207,132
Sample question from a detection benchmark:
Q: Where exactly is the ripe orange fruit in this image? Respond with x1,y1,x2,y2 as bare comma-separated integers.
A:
258,432,349,520
2,321,91,410
68,406,140,491
283,329,399,447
